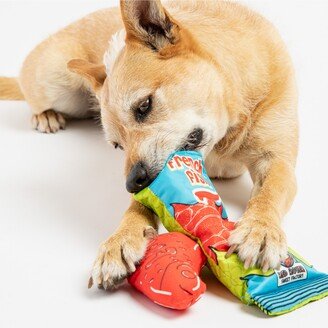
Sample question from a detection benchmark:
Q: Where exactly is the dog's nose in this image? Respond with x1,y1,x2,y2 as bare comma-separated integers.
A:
126,162,152,193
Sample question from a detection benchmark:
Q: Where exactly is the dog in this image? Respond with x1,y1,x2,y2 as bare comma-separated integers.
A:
0,0,298,290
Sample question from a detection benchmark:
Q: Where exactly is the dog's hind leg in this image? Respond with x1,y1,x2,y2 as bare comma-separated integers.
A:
19,37,100,133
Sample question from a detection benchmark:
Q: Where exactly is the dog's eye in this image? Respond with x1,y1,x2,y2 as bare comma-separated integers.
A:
135,96,152,122
112,142,123,150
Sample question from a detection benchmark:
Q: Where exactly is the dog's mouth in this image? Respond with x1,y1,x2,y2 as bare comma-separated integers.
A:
126,128,207,193
179,128,205,151
150,127,207,179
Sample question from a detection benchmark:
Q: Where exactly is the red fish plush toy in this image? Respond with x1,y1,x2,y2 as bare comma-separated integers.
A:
128,232,206,310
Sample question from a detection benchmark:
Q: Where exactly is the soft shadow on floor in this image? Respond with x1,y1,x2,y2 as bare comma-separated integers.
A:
122,285,189,319
84,267,270,319
240,303,272,319
202,267,270,319
201,267,239,304
85,283,189,319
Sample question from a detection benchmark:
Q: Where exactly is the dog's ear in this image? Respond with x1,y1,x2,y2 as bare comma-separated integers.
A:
120,0,180,52
67,59,106,92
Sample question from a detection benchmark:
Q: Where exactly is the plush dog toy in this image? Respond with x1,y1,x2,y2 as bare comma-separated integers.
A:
128,232,207,310
129,151,328,315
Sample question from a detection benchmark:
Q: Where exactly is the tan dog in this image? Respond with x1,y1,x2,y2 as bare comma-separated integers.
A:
0,0,298,290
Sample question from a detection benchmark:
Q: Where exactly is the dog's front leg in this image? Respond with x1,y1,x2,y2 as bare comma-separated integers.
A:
89,199,157,290
228,158,297,271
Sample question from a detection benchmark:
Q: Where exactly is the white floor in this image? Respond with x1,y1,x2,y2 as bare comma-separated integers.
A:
0,1,327,327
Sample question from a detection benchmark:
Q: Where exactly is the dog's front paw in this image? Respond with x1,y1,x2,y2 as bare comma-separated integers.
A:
227,217,287,271
89,226,157,290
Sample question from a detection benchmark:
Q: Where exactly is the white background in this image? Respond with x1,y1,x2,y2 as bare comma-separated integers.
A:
0,1,327,327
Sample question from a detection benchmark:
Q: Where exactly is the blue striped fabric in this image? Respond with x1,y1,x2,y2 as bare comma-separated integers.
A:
267,285,328,313
254,276,328,314
256,276,328,306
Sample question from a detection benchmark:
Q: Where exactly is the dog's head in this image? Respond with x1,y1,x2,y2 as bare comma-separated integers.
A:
68,0,229,193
